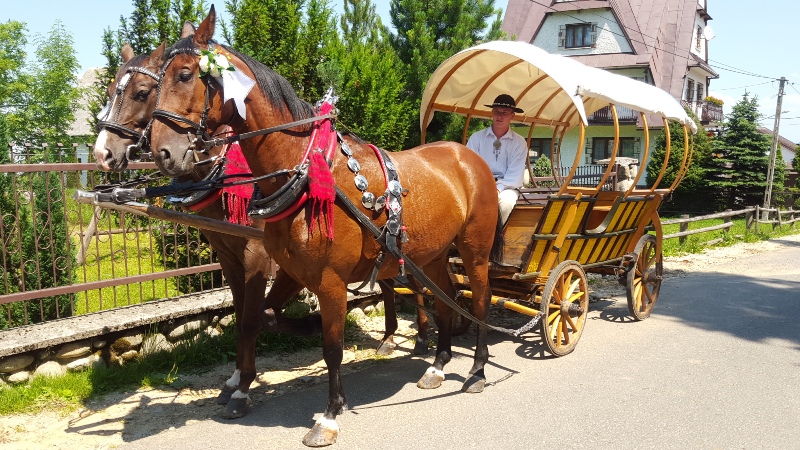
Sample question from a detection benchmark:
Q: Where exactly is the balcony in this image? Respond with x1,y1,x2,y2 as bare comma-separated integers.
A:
702,102,723,123
681,100,724,125
587,105,639,123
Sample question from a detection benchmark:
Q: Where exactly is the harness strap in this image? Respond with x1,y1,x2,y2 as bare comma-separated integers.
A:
199,114,335,150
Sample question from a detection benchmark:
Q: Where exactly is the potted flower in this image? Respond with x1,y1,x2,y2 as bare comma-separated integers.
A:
704,95,724,106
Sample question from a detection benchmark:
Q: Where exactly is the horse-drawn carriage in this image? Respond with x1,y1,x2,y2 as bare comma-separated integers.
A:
83,9,695,444
412,40,696,356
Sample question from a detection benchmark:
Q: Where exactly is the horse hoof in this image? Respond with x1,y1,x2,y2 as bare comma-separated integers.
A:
413,340,429,355
461,374,486,393
303,419,339,447
216,385,236,405
376,340,396,356
416,367,444,389
220,397,250,419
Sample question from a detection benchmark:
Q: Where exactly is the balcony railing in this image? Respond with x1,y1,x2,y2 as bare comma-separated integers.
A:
587,105,639,123
682,100,724,124
702,102,724,123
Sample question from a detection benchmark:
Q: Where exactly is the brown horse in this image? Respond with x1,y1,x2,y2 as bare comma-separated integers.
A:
146,7,497,447
93,34,432,420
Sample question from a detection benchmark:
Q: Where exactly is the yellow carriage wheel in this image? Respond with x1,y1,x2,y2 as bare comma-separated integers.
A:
540,261,589,356
626,234,663,320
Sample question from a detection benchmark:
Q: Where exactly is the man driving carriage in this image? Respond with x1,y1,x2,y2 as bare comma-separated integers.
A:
465,94,528,226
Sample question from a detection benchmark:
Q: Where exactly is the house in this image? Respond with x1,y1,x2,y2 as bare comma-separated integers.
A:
502,0,719,183
757,127,796,170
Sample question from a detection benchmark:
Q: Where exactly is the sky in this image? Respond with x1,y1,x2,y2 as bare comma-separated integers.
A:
3,0,799,144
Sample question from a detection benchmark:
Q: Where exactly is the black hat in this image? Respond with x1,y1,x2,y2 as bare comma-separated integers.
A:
485,94,523,113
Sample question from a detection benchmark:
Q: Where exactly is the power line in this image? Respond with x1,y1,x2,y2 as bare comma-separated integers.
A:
712,81,774,91
523,0,780,81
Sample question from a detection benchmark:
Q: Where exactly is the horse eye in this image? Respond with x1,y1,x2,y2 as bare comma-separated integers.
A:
133,90,150,101
179,71,193,82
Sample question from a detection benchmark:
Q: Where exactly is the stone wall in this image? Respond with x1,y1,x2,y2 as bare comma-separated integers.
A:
0,286,380,387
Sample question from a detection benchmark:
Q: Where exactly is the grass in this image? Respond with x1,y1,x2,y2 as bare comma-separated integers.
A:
660,216,799,257
0,319,323,416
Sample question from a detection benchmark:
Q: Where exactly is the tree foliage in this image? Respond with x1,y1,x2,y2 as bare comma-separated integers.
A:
320,0,414,150
646,110,714,213
389,0,505,147
705,94,772,209
222,0,336,101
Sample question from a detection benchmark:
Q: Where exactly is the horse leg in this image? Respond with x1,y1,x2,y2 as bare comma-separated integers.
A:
215,258,246,407
417,259,455,389
303,280,348,447
409,275,431,355
220,268,302,419
455,241,492,394
375,280,398,355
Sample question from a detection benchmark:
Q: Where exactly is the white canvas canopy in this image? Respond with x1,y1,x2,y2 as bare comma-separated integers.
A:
420,41,698,136
577,64,698,133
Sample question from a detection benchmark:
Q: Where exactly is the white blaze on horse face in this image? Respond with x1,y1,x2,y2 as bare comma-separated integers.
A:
225,369,241,388
93,130,113,171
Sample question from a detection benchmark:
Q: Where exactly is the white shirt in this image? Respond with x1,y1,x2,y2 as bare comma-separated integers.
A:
466,127,527,192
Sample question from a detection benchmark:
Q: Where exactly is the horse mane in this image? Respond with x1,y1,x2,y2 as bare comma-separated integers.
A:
121,54,148,71
165,37,313,121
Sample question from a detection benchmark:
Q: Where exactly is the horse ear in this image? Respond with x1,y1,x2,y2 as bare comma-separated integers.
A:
150,41,167,64
181,20,196,38
194,5,216,46
121,44,134,63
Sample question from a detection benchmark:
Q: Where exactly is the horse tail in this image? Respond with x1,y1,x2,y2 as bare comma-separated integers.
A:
489,211,504,263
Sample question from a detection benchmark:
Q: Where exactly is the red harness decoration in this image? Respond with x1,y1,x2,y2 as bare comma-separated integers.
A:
222,141,254,226
306,101,336,240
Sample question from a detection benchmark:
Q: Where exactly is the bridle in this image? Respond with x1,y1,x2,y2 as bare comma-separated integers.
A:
149,43,333,160
96,65,161,163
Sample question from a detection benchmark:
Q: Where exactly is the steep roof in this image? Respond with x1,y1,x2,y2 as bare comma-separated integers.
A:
68,68,101,137
502,0,711,99
758,127,798,152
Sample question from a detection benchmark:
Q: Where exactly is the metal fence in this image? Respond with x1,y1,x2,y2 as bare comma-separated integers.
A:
0,144,236,330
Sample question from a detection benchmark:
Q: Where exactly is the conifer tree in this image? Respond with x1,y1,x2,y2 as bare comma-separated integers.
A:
320,0,414,150
705,94,771,209
389,0,505,147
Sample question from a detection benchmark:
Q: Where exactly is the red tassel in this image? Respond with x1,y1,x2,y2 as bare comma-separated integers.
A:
225,193,252,226
308,151,335,239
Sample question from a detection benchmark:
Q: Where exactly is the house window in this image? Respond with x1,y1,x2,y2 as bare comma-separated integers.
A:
686,79,696,104
560,23,596,49
529,138,553,160
696,26,702,50
591,137,636,163
696,84,704,106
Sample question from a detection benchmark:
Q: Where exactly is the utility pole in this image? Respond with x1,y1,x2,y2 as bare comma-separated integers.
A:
762,76,786,218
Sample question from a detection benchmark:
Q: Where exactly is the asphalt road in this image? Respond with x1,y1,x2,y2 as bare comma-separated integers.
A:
121,237,800,450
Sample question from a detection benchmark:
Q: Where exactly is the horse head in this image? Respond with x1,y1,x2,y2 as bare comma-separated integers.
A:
93,43,164,171
149,6,235,177
149,6,312,182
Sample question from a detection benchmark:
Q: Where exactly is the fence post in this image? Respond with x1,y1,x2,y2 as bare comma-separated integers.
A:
724,209,732,235
754,205,760,233
745,208,754,233
776,206,782,230
679,214,690,244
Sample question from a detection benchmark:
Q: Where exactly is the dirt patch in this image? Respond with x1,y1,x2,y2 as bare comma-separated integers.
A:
2,234,799,449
